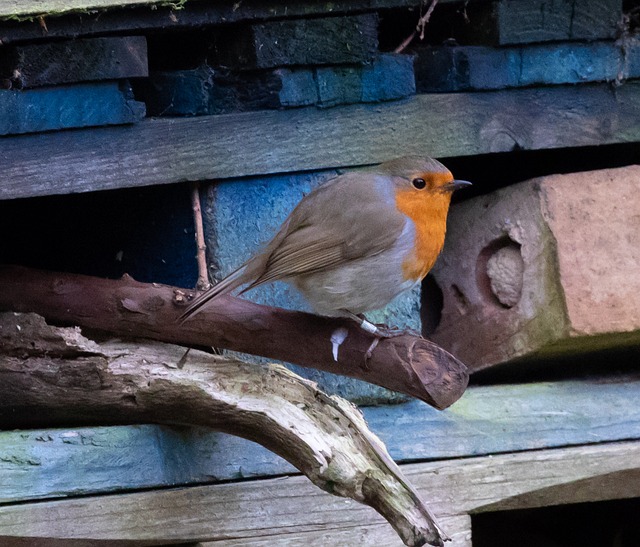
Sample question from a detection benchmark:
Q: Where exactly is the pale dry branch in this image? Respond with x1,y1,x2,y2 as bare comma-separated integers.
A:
0,311,447,546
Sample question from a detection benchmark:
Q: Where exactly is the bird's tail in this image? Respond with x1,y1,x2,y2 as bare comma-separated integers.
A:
178,264,250,323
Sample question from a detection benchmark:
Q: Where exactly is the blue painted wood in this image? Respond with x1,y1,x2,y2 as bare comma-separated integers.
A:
0,81,145,136
496,0,622,44
416,42,632,93
139,54,414,116
3,82,640,199
2,378,640,503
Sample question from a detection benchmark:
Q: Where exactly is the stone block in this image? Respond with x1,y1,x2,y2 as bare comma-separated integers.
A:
0,36,148,89
0,81,145,136
213,13,378,70
202,170,422,403
429,166,640,371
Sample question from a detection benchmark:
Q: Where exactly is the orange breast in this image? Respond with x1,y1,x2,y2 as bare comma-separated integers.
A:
395,188,452,282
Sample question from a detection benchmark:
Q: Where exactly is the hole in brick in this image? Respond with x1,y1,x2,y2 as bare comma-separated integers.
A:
476,236,523,309
421,274,443,336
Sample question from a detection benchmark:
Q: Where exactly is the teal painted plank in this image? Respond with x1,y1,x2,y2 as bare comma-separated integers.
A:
2,378,640,503
2,82,640,199
0,426,295,503
415,41,629,93
0,81,145,136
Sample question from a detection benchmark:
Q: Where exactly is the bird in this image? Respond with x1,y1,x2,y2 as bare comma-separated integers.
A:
179,156,470,336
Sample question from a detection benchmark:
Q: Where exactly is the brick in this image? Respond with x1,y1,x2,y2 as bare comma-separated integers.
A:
0,81,145,136
213,13,378,70
202,171,420,403
415,42,628,93
429,166,640,371
0,36,148,89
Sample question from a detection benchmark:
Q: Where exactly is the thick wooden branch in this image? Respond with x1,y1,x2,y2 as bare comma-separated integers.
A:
0,311,446,547
0,265,468,409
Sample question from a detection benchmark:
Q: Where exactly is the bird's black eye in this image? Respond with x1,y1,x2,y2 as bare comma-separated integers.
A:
412,178,427,189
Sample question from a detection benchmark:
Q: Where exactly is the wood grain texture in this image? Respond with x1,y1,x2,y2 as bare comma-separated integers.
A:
213,14,378,70
1,82,640,200
0,311,446,547
496,0,622,44
3,376,640,504
0,266,469,410
0,36,148,89
0,81,145,136
1,441,638,546
0,0,452,23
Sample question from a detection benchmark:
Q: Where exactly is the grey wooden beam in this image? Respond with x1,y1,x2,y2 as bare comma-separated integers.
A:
1,82,640,200
0,0,444,45
1,441,639,546
2,377,640,504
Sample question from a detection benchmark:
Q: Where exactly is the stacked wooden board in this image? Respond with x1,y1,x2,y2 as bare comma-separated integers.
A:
1,0,640,545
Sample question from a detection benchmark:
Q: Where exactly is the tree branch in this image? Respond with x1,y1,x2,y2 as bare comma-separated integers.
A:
0,311,446,547
190,182,211,291
0,265,468,409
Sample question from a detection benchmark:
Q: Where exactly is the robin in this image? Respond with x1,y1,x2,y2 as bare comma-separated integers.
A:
179,156,470,337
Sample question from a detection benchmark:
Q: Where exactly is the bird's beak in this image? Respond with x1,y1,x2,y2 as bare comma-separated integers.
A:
443,180,472,192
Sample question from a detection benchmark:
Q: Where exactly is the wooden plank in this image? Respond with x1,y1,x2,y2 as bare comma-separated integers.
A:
3,377,640,503
0,426,296,503
2,81,640,200
0,81,145,136
139,54,414,115
496,0,622,44
0,0,453,44
0,442,638,545
415,41,629,93
213,14,378,70
0,36,148,89
0,0,161,18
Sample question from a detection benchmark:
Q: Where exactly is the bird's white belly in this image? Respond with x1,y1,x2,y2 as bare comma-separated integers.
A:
292,223,417,316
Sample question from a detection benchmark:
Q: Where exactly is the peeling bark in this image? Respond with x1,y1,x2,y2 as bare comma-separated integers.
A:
0,265,468,409
0,311,446,546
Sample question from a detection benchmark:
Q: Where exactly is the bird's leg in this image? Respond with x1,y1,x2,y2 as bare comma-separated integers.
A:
342,311,408,362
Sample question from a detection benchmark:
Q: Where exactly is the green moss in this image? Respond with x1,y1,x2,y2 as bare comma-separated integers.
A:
0,0,189,22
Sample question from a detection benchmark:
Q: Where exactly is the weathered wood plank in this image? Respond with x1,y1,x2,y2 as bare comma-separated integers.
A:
1,442,638,546
213,14,378,70
0,312,445,546
2,377,640,503
496,0,622,44
0,0,453,44
0,0,160,18
415,41,631,93
139,54,415,116
2,82,640,200
0,81,145,136
0,36,148,89
430,165,640,370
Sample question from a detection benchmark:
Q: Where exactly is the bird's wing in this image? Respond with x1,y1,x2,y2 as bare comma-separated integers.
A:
247,174,407,289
